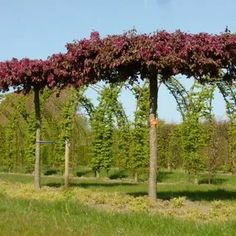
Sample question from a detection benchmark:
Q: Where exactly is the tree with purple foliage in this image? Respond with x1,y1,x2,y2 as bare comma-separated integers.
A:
0,30,236,199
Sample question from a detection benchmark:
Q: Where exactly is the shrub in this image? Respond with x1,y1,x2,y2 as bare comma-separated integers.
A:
109,169,128,179
75,167,92,177
44,168,58,176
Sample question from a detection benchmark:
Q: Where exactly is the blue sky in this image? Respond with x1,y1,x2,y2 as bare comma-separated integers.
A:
1,0,236,122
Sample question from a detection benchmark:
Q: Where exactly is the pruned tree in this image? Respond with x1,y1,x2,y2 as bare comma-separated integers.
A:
1,30,236,199
217,81,236,174
126,82,149,181
90,84,128,177
181,82,215,184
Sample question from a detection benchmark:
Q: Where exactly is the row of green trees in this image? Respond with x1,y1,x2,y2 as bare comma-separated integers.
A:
0,81,235,183
0,89,90,173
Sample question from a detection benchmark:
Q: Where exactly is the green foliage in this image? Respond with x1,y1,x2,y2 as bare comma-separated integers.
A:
108,168,129,179
226,102,236,174
164,78,188,120
44,168,58,176
4,115,18,171
55,88,78,168
125,83,149,180
181,82,215,183
228,123,236,171
0,89,90,173
181,119,206,180
0,79,235,187
217,81,236,173
166,125,183,169
91,85,126,174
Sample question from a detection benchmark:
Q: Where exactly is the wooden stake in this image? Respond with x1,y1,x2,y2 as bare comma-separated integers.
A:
64,139,70,188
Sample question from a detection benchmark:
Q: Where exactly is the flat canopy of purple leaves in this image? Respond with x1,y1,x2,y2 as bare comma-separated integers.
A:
0,30,236,93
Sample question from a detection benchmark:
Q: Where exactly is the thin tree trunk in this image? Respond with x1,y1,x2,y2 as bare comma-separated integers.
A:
208,173,212,184
134,171,138,183
34,88,41,189
167,161,171,171
148,76,158,200
95,170,100,178
194,175,199,185
64,139,70,188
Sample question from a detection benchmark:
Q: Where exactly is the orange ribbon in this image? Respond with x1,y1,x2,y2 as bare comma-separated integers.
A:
150,118,158,126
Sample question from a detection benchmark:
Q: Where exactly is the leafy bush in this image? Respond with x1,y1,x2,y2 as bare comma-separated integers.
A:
44,168,58,176
170,197,186,208
108,169,128,179
75,167,92,177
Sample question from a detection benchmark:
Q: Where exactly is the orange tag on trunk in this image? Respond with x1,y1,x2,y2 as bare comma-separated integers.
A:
150,118,158,126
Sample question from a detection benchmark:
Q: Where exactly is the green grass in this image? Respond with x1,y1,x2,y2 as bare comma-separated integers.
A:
1,171,236,201
0,193,236,236
0,171,236,235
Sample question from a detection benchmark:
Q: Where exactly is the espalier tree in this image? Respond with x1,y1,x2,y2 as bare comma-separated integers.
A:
91,84,128,177
217,81,236,173
4,114,18,171
56,89,78,168
111,86,130,173
166,125,184,170
56,87,94,186
0,89,91,173
180,82,215,184
15,95,35,172
1,30,236,199
0,94,35,172
127,82,149,181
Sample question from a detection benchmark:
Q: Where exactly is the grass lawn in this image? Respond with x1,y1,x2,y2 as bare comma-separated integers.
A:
0,171,236,235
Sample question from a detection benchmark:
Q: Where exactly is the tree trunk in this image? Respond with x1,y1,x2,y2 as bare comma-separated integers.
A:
194,175,199,185
134,171,138,183
64,139,70,188
34,88,41,189
148,76,158,200
95,170,100,178
208,173,212,184
167,161,171,171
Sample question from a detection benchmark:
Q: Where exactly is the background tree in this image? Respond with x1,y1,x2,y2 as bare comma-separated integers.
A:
126,83,149,181
1,30,236,198
91,85,126,176
217,81,236,174
181,82,215,184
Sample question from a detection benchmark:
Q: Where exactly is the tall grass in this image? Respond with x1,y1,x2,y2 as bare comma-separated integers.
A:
0,194,236,236
0,172,236,235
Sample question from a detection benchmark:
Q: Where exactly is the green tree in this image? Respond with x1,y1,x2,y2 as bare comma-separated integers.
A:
91,84,128,177
125,83,149,181
181,82,214,184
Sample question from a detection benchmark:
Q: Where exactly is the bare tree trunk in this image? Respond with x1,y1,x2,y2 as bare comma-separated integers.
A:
148,76,158,200
134,171,138,183
34,88,41,189
95,170,100,178
64,139,70,188
167,161,171,171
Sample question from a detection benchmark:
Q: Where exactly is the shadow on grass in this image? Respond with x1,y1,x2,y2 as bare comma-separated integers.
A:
157,172,173,182
45,181,138,188
198,178,227,185
129,189,236,201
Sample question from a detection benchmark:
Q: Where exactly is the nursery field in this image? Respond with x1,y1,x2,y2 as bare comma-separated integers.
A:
0,2,236,236
1,171,236,236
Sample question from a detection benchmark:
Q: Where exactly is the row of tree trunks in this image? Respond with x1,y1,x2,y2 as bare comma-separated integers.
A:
34,88,70,189
34,77,159,201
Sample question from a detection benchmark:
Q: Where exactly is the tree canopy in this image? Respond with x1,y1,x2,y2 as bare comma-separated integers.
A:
0,30,236,92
